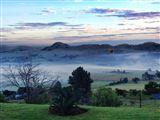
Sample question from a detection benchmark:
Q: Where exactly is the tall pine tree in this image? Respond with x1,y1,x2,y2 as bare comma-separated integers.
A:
68,67,93,103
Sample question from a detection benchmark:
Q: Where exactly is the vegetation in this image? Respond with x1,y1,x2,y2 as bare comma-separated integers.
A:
3,63,55,104
109,77,128,86
1,103,160,120
0,92,6,103
144,81,160,94
132,77,140,84
1,65,160,118
142,70,160,81
92,87,122,107
69,67,93,103
49,81,86,116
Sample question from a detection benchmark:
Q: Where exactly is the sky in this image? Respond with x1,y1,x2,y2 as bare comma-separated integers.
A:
1,0,160,46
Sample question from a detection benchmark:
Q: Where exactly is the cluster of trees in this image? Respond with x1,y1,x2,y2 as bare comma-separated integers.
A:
115,88,140,97
132,77,140,84
0,92,6,102
2,64,123,115
144,81,160,94
142,70,160,81
109,77,128,86
2,63,59,104
50,67,93,115
92,87,122,107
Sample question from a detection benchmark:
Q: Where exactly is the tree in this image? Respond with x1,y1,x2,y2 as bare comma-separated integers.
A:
123,77,128,83
3,62,55,103
49,81,83,115
92,87,122,107
144,81,160,94
142,72,155,81
156,70,160,79
132,77,140,83
0,92,6,103
68,67,93,103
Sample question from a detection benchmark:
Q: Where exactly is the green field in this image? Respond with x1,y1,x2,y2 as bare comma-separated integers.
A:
0,103,160,120
92,80,160,90
91,70,144,81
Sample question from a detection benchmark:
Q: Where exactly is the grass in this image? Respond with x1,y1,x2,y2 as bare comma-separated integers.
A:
108,82,146,90
0,103,160,120
93,80,160,90
91,70,144,81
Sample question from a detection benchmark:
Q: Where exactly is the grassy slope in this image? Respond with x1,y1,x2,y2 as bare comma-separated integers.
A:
93,80,160,90
0,103,160,120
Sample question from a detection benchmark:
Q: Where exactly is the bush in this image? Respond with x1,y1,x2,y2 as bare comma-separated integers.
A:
49,81,85,115
0,92,6,103
132,77,140,83
115,88,128,97
145,81,160,94
109,77,128,86
26,86,50,104
92,87,122,107
129,89,140,96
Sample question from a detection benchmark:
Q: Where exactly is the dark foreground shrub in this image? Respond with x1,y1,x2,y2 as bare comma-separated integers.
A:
145,81,160,94
0,92,6,103
49,81,87,116
92,87,122,107
25,86,50,104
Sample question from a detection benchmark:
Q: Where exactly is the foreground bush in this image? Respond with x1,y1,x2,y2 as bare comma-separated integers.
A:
92,87,122,107
27,87,50,104
145,81,160,94
49,81,87,116
0,92,6,103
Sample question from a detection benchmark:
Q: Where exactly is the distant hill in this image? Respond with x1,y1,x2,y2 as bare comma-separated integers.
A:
1,42,160,53
43,42,160,53
0,45,42,53
43,42,70,50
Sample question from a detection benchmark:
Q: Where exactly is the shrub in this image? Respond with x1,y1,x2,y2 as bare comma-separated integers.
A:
115,88,128,97
145,81,160,94
109,77,128,86
129,89,140,96
50,81,85,115
0,92,6,103
132,77,140,83
92,87,122,107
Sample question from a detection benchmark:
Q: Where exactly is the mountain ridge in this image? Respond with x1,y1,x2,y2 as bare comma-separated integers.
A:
43,42,160,52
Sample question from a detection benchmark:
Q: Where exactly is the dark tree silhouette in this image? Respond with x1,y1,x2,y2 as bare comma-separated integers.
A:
68,67,93,103
3,63,56,103
145,81,160,94
132,77,140,83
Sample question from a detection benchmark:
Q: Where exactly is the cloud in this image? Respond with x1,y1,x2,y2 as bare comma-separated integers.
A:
37,8,56,15
110,11,160,20
11,22,83,29
87,8,160,20
42,8,55,13
85,8,134,14
151,2,160,4
54,32,159,41
122,27,159,31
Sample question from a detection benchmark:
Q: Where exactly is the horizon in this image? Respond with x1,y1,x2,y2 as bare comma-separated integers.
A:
1,0,160,46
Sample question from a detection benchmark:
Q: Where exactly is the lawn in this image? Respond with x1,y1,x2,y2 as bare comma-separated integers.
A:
93,80,160,90
0,103,159,120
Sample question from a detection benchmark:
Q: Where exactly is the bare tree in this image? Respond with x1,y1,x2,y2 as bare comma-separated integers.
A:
3,62,57,103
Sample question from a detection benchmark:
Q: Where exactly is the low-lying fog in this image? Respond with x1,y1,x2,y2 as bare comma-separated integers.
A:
1,51,159,86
